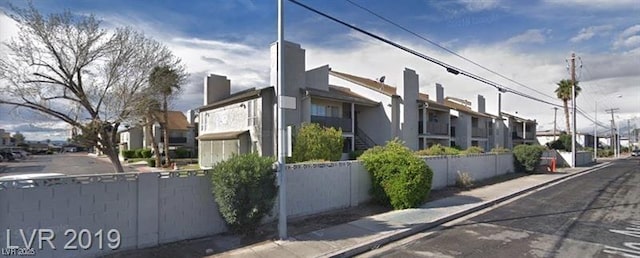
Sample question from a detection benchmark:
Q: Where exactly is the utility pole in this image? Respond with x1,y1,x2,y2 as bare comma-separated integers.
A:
553,107,558,141
606,108,619,158
277,0,287,240
628,120,631,152
570,53,577,167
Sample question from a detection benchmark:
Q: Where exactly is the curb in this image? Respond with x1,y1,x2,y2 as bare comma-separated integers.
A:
328,162,612,258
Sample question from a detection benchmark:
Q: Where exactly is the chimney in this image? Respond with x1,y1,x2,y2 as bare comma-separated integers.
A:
476,94,486,113
436,83,444,104
204,74,230,105
270,41,305,97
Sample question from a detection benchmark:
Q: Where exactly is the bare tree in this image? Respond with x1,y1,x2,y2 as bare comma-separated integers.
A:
0,5,185,172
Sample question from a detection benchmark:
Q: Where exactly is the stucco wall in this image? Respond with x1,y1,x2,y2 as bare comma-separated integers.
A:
0,153,514,257
0,172,226,258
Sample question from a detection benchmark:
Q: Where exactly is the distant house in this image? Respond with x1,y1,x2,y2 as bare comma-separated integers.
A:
501,112,537,148
119,111,196,157
0,129,12,147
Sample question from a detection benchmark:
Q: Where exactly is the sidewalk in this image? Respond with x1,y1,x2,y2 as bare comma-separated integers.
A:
87,153,165,172
212,162,611,258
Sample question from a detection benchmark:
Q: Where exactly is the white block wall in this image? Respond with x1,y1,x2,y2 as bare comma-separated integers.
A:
0,154,513,257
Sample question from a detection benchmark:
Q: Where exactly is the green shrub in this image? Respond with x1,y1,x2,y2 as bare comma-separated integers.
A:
291,123,343,162
122,150,136,159
490,147,510,154
139,148,152,158
513,145,545,172
598,149,613,157
175,148,190,158
146,158,156,167
547,133,572,151
415,144,461,156
462,146,484,155
210,153,277,234
349,149,365,160
359,139,433,210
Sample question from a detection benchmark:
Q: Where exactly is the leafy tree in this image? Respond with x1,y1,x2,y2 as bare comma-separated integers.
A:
0,5,185,172
555,79,581,134
11,132,25,144
291,123,343,162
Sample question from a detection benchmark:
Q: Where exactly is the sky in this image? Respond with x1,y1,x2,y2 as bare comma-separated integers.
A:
0,0,639,141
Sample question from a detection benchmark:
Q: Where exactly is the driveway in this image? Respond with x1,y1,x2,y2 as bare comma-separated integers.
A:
0,152,134,178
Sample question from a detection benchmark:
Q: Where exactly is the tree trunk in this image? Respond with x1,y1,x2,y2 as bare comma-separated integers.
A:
564,100,571,134
162,97,171,167
99,128,124,173
144,116,162,168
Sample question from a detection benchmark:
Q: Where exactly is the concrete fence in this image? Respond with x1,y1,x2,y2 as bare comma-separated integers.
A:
542,150,593,167
0,153,513,257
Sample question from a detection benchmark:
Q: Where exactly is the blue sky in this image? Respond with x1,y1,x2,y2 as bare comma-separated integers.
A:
1,0,639,141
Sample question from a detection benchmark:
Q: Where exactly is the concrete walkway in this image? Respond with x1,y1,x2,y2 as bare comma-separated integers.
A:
211,162,612,258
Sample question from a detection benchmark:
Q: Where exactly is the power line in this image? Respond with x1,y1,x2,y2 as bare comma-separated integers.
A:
344,0,562,104
289,0,610,131
288,0,563,108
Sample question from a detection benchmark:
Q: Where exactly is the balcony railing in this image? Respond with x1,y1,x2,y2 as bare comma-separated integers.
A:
419,122,448,135
512,132,535,140
472,127,488,138
311,116,352,132
160,137,188,144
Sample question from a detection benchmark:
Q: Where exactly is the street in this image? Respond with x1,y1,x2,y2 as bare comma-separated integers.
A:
0,152,122,178
362,158,640,258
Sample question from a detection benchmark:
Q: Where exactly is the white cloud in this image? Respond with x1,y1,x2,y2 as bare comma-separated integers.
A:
614,24,640,49
457,0,501,11
506,29,548,45
570,25,613,43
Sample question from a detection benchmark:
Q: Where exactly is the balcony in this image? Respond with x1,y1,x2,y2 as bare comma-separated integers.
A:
311,116,352,132
472,127,488,138
419,122,448,135
160,137,188,144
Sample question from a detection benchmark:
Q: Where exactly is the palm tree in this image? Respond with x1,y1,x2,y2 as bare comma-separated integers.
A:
555,79,581,134
149,65,181,166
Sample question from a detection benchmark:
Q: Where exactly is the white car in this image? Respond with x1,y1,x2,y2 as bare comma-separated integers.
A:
632,150,640,157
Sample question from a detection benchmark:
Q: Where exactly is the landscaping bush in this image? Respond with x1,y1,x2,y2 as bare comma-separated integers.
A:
490,147,510,154
146,158,156,167
175,148,190,158
210,153,277,234
415,144,461,156
139,148,152,158
513,144,545,172
122,150,136,159
547,133,572,151
598,149,613,157
291,123,343,162
359,139,433,210
349,149,365,160
462,146,484,155
455,171,474,189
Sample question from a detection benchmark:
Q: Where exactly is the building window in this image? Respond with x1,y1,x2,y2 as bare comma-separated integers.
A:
247,100,257,126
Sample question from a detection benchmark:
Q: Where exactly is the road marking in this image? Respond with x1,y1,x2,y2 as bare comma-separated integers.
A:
604,221,640,257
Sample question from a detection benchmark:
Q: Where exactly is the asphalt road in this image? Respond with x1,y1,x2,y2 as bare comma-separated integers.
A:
0,152,119,177
363,158,640,258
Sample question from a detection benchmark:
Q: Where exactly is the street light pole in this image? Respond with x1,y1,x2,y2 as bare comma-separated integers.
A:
277,0,288,240
594,101,597,161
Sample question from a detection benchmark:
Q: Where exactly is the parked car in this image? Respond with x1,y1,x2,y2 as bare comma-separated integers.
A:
0,151,16,161
632,149,640,157
11,151,25,160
